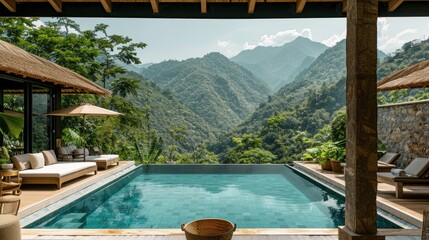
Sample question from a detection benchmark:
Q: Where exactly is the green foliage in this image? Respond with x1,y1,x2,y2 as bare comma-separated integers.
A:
62,128,85,147
330,110,346,142
0,146,10,163
225,134,276,164
0,112,24,139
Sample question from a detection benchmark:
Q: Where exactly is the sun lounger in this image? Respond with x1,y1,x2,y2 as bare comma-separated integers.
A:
11,152,97,189
84,155,119,170
378,152,399,164
377,158,429,198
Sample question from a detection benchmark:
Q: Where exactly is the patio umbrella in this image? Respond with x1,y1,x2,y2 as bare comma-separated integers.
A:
46,103,121,161
377,59,429,92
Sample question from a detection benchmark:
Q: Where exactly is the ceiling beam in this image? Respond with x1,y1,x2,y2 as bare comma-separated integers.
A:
296,0,306,13
48,0,62,12
150,0,159,13
248,0,256,13
388,0,404,11
0,0,16,12
342,0,347,12
100,0,112,12
201,0,206,13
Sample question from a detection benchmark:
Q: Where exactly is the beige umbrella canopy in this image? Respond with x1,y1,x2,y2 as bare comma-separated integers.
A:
377,59,429,92
46,103,121,161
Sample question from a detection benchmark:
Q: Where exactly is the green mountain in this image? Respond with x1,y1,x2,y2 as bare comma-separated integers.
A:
231,37,328,91
121,72,218,151
141,52,272,132
211,37,429,162
238,39,346,133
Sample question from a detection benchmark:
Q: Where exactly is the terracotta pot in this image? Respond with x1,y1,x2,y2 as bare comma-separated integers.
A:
320,160,332,171
330,159,343,173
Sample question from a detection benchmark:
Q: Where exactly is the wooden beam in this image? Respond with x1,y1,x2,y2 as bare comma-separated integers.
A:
248,0,256,14
296,0,306,13
0,0,16,12
48,0,62,12
201,0,206,13
388,0,404,11
342,0,347,12
150,0,159,13
100,0,112,13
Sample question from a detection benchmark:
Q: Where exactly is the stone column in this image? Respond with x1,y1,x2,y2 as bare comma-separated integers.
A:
338,0,384,238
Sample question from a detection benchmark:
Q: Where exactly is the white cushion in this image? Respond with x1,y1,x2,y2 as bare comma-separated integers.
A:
19,162,96,178
29,153,45,169
86,155,119,162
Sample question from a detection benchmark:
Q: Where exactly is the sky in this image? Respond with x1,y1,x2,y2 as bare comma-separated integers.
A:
62,17,429,64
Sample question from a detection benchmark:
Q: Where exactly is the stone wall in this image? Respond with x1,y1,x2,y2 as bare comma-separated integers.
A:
378,100,429,167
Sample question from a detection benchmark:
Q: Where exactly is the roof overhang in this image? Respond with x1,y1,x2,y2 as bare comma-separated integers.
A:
0,40,111,97
0,1,428,18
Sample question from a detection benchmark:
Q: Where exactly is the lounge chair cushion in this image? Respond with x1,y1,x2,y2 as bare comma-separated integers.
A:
85,154,119,162
42,150,57,165
72,148,89,158
404,158,429,177
57,147,73,161
19,162,96,178
379,152,399,164
29,153,45,169
11,154,31,171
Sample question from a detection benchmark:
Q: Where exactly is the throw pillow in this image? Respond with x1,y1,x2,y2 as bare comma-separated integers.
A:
29,153,45,169
42,150,57,165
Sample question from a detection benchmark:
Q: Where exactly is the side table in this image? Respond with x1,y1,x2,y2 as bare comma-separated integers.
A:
0,170,21,196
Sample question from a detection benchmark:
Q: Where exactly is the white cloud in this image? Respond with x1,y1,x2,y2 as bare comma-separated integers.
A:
378,18,390,40
377,18,420,53
243,42,256,50
32,20,45,28
216,40,238,57
322,30,346,47
257,28,313,47
217,40,233,48
379,28,418,53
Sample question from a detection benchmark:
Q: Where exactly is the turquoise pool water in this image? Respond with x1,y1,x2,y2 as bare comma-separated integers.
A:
27,165,400,229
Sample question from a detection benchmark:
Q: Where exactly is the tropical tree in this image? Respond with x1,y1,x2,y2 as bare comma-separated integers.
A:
111,77,143,98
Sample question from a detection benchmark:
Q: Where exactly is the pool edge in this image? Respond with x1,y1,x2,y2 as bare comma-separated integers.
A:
20,228,420,236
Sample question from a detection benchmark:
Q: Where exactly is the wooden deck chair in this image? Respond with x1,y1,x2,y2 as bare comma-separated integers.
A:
377,158,429,198
378,152,399,164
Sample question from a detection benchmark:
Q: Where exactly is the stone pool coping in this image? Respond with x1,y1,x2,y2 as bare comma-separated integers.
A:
20,228,420,237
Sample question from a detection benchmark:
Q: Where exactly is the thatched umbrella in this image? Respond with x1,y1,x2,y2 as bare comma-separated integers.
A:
46,103,121,161
377,59,429,92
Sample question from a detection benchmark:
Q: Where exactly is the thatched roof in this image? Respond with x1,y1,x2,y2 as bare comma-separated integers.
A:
377,60,429,92
0,40,110,97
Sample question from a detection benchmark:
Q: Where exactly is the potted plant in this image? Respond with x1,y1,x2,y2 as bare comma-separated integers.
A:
0,146,13,170
329,140,346,173
317,143,332,171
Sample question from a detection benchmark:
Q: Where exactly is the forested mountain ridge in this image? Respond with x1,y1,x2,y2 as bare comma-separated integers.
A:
120,72,218,151
141,52,272,132
236,39,347,134
231,36,328,90
211,37,429,163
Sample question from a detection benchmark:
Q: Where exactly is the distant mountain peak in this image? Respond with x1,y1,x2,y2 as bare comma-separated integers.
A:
231,38,328,91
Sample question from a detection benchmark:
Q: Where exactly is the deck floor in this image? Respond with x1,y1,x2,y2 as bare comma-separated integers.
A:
20,235,421,240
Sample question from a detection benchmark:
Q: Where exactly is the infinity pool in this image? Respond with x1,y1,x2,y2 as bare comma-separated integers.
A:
27,165,400,229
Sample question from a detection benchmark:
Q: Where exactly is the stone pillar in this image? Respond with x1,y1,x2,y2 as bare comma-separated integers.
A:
338,0,384,238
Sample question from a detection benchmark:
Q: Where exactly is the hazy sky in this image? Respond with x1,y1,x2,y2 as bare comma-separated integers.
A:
65,17,429,64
